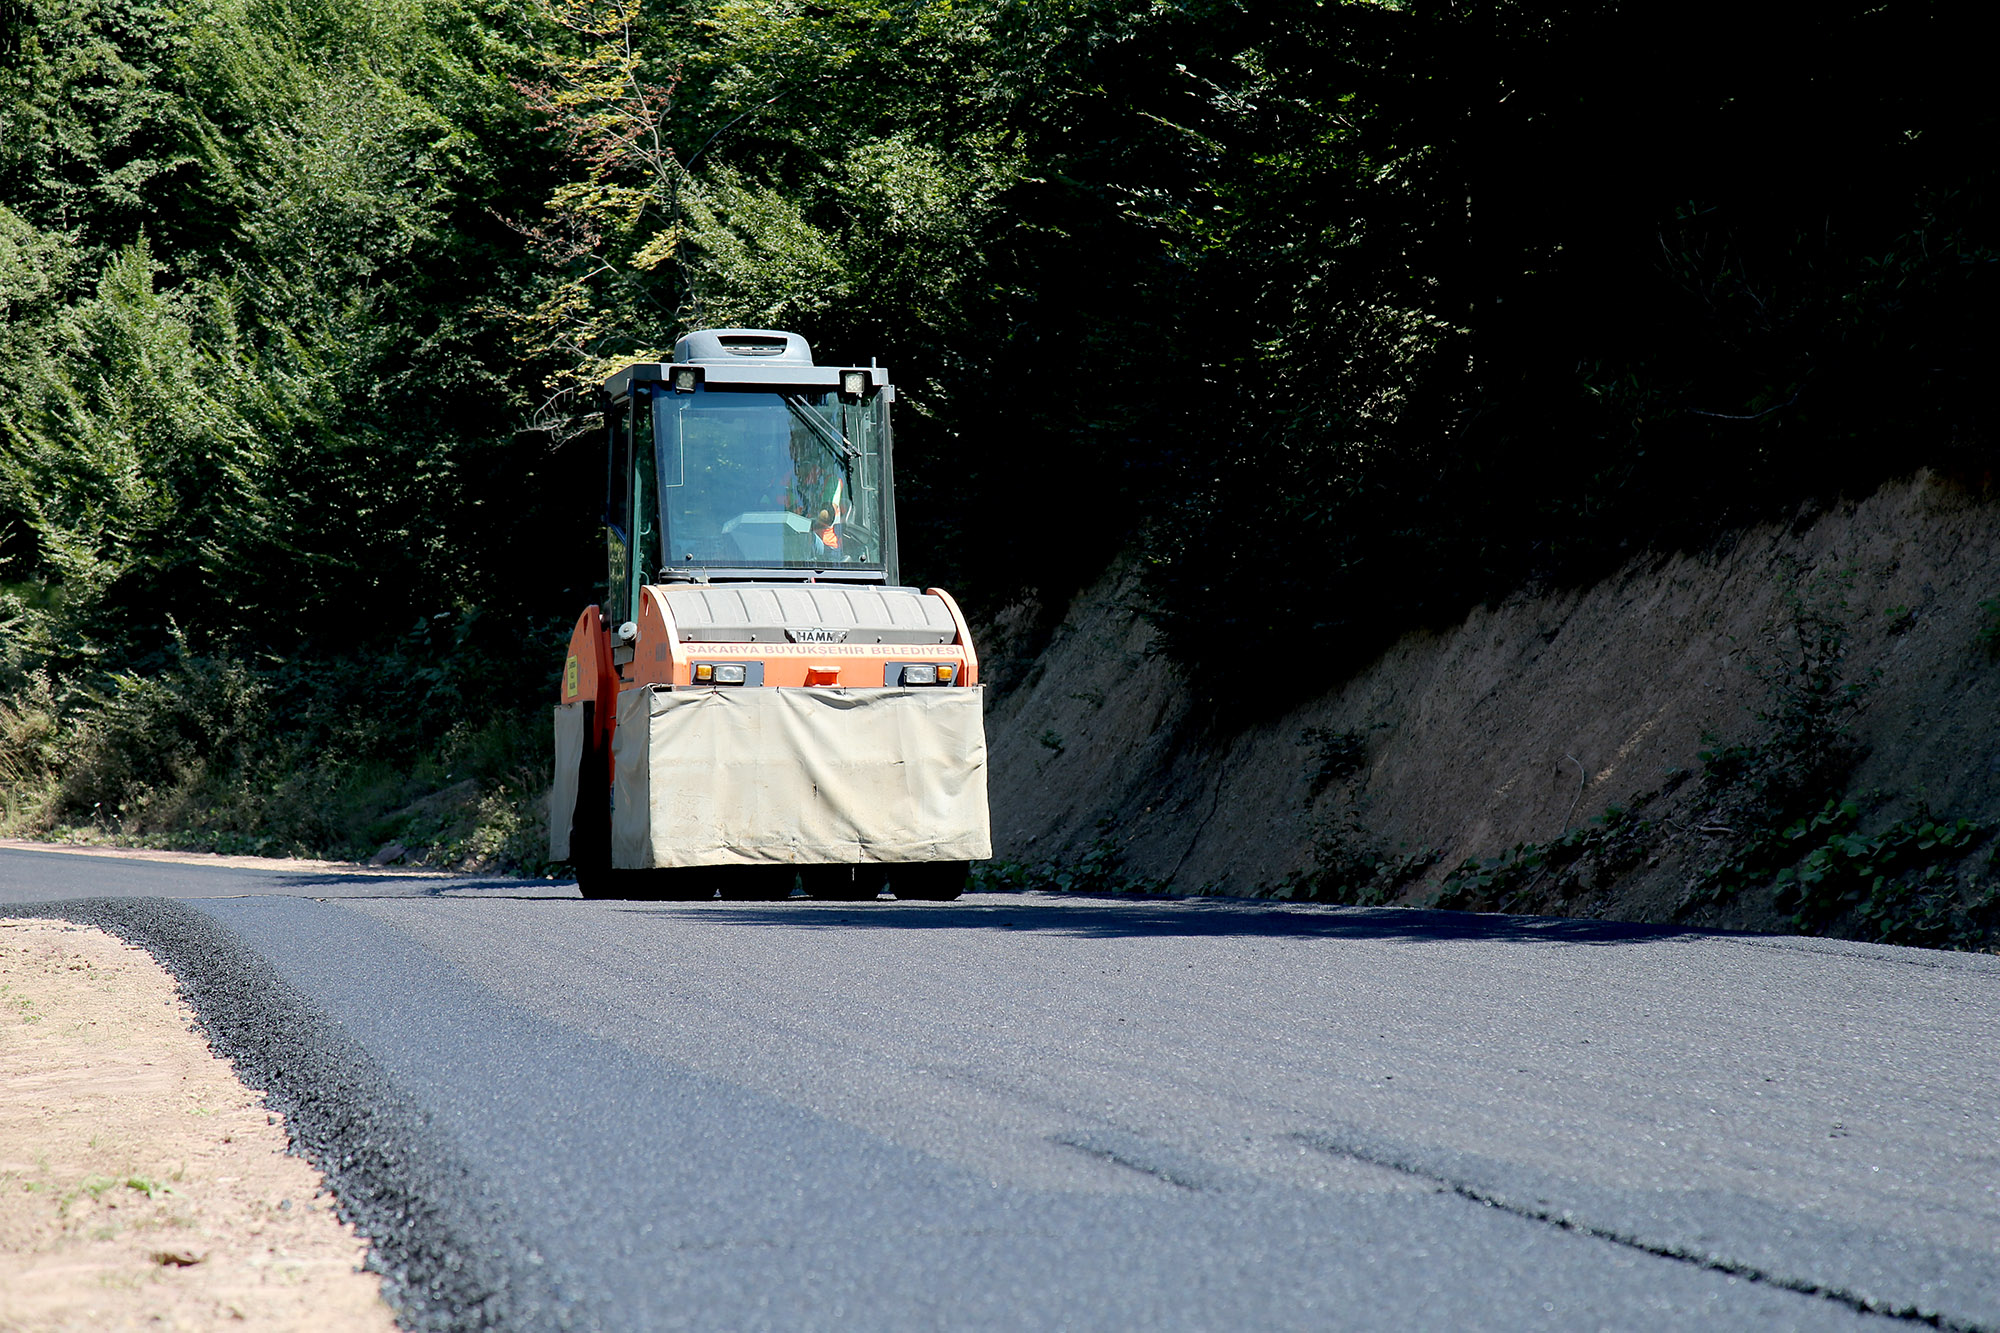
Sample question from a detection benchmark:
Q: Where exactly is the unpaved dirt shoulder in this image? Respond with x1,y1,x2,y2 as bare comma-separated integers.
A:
0,919,398,1332
7,897,567,1333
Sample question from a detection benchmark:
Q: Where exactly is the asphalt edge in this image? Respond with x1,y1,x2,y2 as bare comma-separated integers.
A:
1,897,583,1333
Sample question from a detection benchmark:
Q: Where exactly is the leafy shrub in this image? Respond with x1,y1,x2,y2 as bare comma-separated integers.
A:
1765,802,1992,941
56,649,271,830
0,627,558,870
1432,803,1655,915
1680,569,1877,904
1978,599,2000,654
970,820,1161,896
1280,838,1437,908
0,670,62,829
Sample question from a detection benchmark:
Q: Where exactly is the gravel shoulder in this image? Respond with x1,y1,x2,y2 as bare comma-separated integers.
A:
0,919,397,1331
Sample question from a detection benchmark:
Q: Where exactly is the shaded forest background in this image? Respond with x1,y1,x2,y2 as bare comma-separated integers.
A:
1,0,1993,870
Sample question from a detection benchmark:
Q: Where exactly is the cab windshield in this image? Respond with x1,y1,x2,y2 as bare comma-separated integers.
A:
652,385,886,572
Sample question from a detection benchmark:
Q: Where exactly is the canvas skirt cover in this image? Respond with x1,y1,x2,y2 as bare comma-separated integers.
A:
548,701,586,861
610,685,992,868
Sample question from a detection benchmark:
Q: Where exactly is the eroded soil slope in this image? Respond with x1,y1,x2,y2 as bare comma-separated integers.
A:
982,472,2000,931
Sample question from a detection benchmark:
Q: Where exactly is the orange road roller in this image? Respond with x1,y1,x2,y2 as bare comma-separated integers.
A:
549,329,991,900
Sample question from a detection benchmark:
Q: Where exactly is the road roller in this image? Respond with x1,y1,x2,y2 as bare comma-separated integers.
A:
549,329,990,900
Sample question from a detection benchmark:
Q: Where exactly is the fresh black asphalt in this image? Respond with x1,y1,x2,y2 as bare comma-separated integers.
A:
4,847,1995,1331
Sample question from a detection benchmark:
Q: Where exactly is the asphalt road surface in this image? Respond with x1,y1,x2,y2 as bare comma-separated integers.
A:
4,845,1996,1331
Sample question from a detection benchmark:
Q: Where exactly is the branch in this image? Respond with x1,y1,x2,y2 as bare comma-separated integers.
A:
684,81,815,174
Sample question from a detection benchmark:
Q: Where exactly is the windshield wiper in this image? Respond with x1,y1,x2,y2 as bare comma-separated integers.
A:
783,395,859,465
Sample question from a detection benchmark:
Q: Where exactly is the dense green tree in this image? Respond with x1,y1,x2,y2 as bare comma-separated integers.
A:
1022,0,2000,698
1,0,576,849
1,0,1992,855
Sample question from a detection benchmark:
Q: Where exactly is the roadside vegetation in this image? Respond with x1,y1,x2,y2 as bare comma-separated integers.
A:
983,563,2000,953
2,0,1996,930
1417,573,1999,949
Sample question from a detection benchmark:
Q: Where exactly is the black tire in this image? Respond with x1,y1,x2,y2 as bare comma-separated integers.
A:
569,708,615,899
890,861,969,901
574,861,615,899
801,865,888,901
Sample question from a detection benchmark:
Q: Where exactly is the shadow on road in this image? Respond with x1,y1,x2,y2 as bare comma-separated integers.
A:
268,873,580,900
605,894,1727,947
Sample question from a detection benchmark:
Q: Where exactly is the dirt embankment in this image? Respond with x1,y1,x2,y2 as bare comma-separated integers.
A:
980,472,2000,928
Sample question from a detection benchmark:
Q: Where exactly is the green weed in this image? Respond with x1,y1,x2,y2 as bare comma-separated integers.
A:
1759,802,1993,941
79,1176,172,1202
969,820,1161,896
1978,598,2000,654
1432,802,1655,915
2,983,40,1023
1280,842,1436,907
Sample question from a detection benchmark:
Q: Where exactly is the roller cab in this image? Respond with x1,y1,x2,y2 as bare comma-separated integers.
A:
551,330,991,900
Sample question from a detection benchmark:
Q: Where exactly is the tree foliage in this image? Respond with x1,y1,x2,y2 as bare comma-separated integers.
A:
508,0,683,404
1,0,1994,857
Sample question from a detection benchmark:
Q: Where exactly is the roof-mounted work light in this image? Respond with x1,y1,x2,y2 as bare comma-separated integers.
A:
672,366,700,393
840,370,867,398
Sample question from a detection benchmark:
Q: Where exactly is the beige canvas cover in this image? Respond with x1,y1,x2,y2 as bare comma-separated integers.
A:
548,702,585,861
611,685,992,868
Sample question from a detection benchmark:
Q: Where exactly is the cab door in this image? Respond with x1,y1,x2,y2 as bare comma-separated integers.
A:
604,387,663,629
604,396,634,626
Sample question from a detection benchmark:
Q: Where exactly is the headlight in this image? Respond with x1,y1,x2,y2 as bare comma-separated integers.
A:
693,662,751,685
902,664,938,685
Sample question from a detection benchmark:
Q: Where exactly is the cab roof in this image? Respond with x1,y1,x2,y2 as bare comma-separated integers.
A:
600,328,891,398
